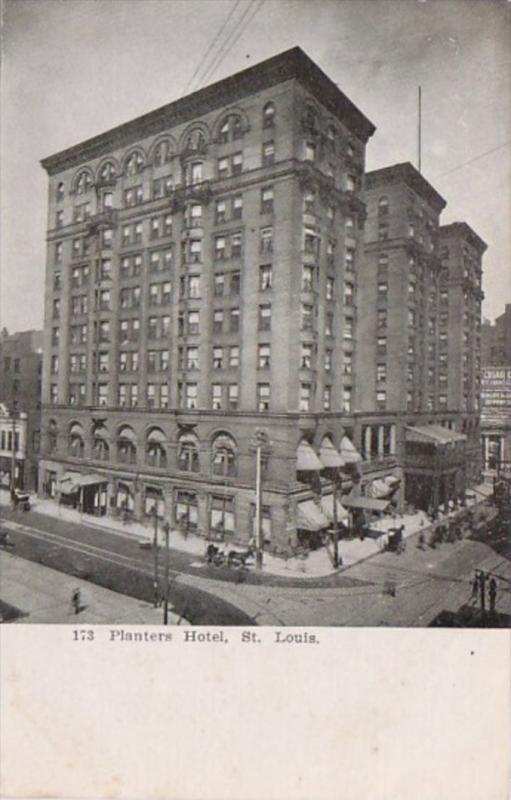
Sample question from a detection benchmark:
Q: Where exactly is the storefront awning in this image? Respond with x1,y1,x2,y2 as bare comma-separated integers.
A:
340,436,362,463
320,437,345,468
74,473,108,488
296,500,330,531
56,472,81,494
297,441,324,471
367,477,401,499
320,494,349,522
341,495,389,512
405,425,466,446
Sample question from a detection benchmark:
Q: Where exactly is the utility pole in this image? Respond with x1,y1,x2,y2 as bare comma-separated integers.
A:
332,472,339,569
153,507,160,607
250,429,270,570
418,85,422,173
10,411,16,493
162,521,170,625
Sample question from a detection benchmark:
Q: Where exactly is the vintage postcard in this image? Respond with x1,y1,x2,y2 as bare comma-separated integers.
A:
1,0,509,798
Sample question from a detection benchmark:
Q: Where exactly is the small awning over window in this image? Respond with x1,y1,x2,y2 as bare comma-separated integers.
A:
296,500,330,531
341,495,390,512
320,494,349,522
56,472,81,494
340,436,362,463
74,473,108,488
405,425,466,446
296,441,323,471
320,437,345,468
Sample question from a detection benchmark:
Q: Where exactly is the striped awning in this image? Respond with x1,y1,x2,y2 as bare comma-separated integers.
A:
320,494,349,522
296,500,330,531
340,436,362,463
320,437,345,468
296,441,323,471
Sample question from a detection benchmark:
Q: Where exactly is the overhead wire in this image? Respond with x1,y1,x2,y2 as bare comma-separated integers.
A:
194,0,266,90
181,0,244,97
434,140,511,180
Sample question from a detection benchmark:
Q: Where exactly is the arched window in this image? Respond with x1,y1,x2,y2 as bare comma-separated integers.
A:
218,114,243,143
92,424,109,462
69,423,85,458
184,128,206,154
378,195,389,214
48,420,58,453
75,170,92,195
263,102,275,128
117,425,137,464
98,161,116,183
125,151,144,176
178,432,200,473
211,433,237,477
56,182,65,202
153,139,173,167
378,253,389,267
146,428,167,468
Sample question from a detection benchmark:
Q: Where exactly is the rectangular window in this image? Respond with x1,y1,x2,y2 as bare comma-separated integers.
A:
302,266,315,292
258,304,271,331
188,311,199,335
343,388,352,413
323,386,331,411
261,186,274,214
232,194,243,220
211,384,223,410
262,141,275,166
301,304,314,330
230,272,241,295
215,236,226,261
230,233,242,258
187,347,199,369
326,277,334,301
229,308,240,333
376,390,386,410
257,383,270,412
258,344,271,368
259,264,272,291
376,364,386,383
299,384,311,411
213,346,223,369
229,346,239,368
228,384,238,410
301,343,313,369
324,350,332,372
215,199,226,224
260,227,273,254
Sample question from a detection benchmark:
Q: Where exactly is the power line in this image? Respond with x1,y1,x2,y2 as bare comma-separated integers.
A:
195,0,265,91
181,0,244,97
434,140,511,180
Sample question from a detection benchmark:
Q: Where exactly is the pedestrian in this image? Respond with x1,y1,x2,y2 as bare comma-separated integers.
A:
71,588,81,615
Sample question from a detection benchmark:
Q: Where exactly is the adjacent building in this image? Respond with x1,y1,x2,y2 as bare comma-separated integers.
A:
481,304,511,367
0,329,43,490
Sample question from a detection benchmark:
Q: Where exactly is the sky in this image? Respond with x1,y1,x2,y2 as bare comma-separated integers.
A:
1,0,510,333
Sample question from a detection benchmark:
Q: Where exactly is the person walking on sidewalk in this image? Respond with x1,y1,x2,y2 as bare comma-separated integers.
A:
71,587,81,615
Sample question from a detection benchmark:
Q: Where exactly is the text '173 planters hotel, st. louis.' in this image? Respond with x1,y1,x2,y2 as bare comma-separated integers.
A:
38,47,485,552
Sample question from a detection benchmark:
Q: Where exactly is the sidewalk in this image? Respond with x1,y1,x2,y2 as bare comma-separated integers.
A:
0,550,188,625
0,482,493,580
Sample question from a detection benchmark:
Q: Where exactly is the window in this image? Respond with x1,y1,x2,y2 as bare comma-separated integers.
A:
229,308,240,333
215,199,226,224
257,383,270,412
213,346,224,369
178,434,200,473
258,344,271,368
304,228,319,255
50,384,58,404
102,192,113,210
378,196,389,215
377,336,387,355
215,236,226,261
259,264,272,290
345,247,355,271
301,304,314,330
304,141,316,162
124,186,143,207
232,194,243,220
324,350,332,372
56,182,65,202
213,310,224,334
376,364,386,383
377,281,388,299
378,223,389,241
214,274,225,297
230,232,242,258
343,351,352,375
299,384,311,411
301,343,313,369
211,384,223,410
125,151,144,175
232,152,243,175
54,272,61,291
345,174,357,192
55,242,63,263
52,299,60,318
344,282,354,306
52,327,60,346
263,102,275,128
303,190,316,215
343,318,352,340
343,388,352,412
376,390,386,410
258,304,271,331
187,310,199,335
56,210,63,228
302,266,315,292
210,496,235,535
228,384,238,410
230,272,241,295
323,386,331,411
262,141,275,166
261,186,274,214
182,383,197,410
97,384,108,407
186,347,199,370
51,355,59,373
260,227,273,254
377,309,387,329
229,346,239,368
212,435,237,477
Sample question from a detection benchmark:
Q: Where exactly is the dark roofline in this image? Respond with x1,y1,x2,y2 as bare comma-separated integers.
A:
439,222,487,253
365,162,447,213
41,47,376,175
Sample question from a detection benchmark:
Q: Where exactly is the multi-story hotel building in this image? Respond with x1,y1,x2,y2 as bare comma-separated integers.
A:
356,162,446,414
39,47,396,549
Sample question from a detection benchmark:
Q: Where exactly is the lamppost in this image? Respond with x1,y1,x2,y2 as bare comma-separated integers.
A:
9,408,18,494
250,429,271,570
152,506,160,607
162,521,171,624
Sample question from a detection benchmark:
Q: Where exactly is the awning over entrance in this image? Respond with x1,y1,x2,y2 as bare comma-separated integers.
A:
319,437,345,468
74,473,108,488
405,425,466,446
296,500,330,531
320,494,349,522
367,477,401,499
341,495,390,512
340,436,362,463
56,472,81,494
297,441,324,471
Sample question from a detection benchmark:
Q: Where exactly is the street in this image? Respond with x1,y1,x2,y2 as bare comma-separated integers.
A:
1,500,509,626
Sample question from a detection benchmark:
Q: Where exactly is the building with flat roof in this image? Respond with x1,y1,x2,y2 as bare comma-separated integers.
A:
481,304,511,367
0,329,43,490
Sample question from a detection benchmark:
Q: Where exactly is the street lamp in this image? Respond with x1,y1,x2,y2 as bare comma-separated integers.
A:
9,408,18,495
